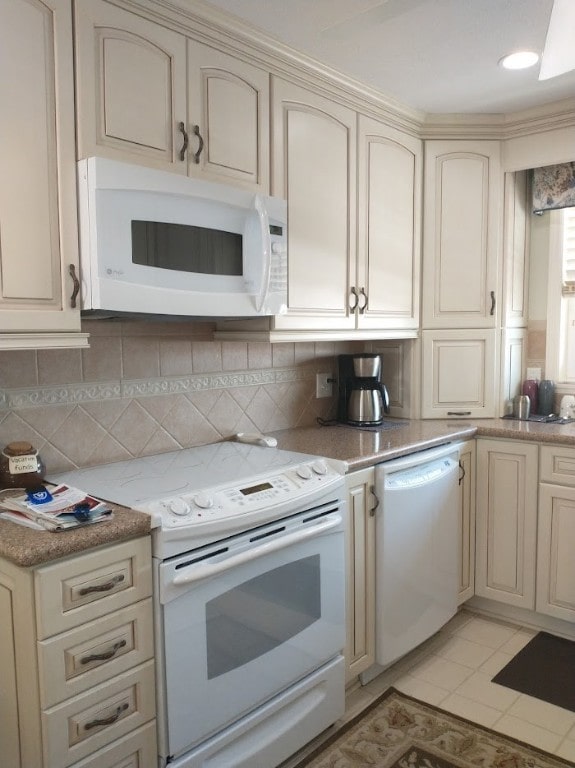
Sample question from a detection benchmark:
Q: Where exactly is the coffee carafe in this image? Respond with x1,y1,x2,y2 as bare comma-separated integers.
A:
337,353,390,426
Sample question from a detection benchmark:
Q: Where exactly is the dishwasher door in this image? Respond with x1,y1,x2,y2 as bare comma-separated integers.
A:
374,443,460,668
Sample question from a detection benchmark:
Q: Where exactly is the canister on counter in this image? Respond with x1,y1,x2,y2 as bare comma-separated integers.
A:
0,441,45,490
538,379,555,416
521,379,539,414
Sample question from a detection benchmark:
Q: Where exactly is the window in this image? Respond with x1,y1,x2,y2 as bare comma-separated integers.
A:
546,207,575,386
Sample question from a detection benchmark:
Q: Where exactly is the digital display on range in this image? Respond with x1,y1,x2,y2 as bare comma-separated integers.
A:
240,482,273,496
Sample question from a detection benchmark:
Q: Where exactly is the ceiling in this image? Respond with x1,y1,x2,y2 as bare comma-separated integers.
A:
199,0,575,115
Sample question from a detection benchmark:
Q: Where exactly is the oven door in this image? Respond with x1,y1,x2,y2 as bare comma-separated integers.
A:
156,504,345,760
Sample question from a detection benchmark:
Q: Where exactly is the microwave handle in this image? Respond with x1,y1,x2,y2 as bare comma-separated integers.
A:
254,195,271,313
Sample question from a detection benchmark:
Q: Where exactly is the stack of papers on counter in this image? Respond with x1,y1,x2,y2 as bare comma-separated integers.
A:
0,484,113,531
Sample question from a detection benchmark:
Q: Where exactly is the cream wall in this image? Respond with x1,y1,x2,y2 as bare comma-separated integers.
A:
0,320,365,474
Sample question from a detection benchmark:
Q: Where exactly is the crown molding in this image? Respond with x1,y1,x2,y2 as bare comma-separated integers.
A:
106,0,575,142
106,0,425,135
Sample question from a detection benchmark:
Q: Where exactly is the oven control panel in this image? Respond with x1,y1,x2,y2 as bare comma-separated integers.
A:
143,460,342,528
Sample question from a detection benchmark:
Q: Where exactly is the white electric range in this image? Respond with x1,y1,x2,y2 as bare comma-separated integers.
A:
52,441,347,768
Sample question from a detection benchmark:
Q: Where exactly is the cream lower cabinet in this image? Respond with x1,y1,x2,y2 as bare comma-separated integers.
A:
421,329,498,418
75,0,269,191
475,439,538,609
0,537,156,768
345,467,376,683
0,0,86,347
537,445,575,622
457,441,476,604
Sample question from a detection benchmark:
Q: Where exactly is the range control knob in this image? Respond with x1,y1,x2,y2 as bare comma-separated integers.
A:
167,498,191,516
193,492,214,509
312,460,328,475
296,464,313,480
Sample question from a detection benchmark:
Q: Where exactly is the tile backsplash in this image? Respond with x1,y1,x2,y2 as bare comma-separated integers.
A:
0,321,365,473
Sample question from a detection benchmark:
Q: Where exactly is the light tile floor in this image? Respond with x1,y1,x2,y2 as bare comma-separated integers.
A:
281,610,575,767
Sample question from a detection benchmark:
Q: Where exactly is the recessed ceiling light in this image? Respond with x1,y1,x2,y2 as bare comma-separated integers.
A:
499,51,540,70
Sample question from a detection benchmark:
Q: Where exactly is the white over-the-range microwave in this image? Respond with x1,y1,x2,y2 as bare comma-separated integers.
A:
77,157,288,318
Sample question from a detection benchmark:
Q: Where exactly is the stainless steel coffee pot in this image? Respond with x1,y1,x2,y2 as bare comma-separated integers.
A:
337,353,390,426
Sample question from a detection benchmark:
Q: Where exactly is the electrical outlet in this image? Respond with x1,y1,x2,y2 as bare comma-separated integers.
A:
526,367,542,381
316,373,333,398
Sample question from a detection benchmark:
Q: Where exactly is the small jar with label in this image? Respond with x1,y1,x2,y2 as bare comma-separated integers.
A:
0,441,46,490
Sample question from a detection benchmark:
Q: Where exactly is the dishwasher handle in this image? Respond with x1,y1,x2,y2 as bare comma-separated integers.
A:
172,514,342,586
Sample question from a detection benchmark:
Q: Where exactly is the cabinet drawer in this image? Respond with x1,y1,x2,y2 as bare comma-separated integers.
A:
540,445,575,486
35,538,152,638
38,598,154,708
66,722,157,768
42,661,155,768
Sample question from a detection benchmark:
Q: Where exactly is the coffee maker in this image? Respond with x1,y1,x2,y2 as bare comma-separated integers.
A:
337,353,390,426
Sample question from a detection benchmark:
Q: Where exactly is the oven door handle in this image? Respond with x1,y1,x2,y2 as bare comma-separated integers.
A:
171,514,342,586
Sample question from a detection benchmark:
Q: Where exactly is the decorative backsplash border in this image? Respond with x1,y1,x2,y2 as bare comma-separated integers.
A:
0,366,315,410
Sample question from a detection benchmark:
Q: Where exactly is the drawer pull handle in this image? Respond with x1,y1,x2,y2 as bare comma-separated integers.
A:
80,639,127,665
447,411,471,416
369,484,379,517
178,121,188,161
84,702,129,731
79,574,125,596
69,264,80,308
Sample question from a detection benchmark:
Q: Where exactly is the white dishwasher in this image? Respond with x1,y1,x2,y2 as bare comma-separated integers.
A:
374,442,460,668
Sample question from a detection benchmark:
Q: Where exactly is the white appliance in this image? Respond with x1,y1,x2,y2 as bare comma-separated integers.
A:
52,442,346,768
77,157,288,318
373,443,460,668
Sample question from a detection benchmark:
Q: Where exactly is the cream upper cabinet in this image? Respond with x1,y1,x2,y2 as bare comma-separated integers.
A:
271,78,356,331
502,170,530,328
75,0,268,191
187,41,269,191
75,0,187,171
422,140,502,329
475,439,538,610
344,467,376,683
421,329,497,418
356,116,421,331
0,0,86,347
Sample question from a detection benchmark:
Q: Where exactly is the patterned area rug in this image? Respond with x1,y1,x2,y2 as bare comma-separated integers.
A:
296,688,571,768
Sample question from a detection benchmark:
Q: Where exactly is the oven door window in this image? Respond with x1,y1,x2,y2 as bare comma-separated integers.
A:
206,555,320,679
131,220,243,276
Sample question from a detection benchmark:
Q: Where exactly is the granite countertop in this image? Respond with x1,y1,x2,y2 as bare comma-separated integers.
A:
4,416,575,569
271,417,575,471
0,503,151,568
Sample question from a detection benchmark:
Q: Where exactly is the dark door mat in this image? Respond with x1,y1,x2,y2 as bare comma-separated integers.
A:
492,631,575,712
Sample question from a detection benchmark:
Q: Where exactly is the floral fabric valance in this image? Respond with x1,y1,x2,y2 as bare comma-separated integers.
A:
532,162,575,212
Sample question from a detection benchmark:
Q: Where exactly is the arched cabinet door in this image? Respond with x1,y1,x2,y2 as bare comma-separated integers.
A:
0,0,85,346
271,78,357,331
75,0,187,171
187,41,269,192
356,116,421,331
422,141,502,329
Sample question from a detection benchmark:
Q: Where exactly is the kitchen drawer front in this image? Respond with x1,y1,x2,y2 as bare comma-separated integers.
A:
35,538,152,638
42,660,155,768
67,722,157,768
540,445,575,486
38,598,154,708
